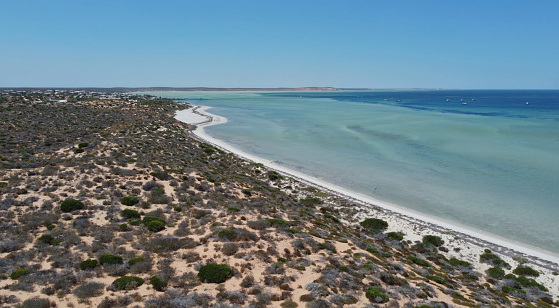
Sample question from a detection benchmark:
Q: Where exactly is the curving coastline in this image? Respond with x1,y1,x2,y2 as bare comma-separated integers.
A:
176,105,559,281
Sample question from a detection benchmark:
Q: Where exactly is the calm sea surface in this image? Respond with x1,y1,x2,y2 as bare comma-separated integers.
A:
155,90,559,254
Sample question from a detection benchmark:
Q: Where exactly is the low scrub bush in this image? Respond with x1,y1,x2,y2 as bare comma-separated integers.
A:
218,228,236,241
387,232,404,241
360,218,388,233
149,275,167,291
247,219,271,230
487,266,505,280
513,266,539,277
143,236,195,253
408,256,430,267
425,275,446,285
268,171,283,180
221,243,239,256
60,199,84,212
80,259,98,270
300,198,322,206
422,235,444,247
146,220,165,232
10,269,30,280
73,282,105,298
365,286,389,303
21,297,51,308
266,218,292,228
198,263,234,283
502,285,526,296
37,234,62,246
100,254,123,265
323,213,339,223
143,215,165,226
449,257,470,267
120,196,139,206
515,275,547,291
121,209,141,219
112,276,144,290
128,257,145,266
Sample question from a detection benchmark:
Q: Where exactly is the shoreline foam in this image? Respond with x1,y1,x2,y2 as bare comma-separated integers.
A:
175,105,559,295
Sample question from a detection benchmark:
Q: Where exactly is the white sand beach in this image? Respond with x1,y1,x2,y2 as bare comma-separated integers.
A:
176,105,559,298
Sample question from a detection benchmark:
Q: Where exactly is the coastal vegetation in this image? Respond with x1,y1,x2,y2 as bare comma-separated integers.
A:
0,89,557,307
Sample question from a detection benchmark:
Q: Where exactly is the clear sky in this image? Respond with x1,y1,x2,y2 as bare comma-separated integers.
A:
1,0,558,89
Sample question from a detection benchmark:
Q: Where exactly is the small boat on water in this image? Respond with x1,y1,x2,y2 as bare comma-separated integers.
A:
445,99,451,102
471,98,476,101
526,102,530,105
462,102,467,105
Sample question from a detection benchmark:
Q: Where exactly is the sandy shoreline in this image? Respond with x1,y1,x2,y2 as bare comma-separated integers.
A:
175,105,559,297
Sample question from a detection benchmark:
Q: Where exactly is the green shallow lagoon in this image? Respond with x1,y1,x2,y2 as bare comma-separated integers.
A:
155,90,559,255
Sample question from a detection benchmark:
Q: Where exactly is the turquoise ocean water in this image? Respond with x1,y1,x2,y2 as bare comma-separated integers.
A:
155,90,559,254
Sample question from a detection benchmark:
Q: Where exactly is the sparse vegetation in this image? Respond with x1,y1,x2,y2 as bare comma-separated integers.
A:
0,90,554,307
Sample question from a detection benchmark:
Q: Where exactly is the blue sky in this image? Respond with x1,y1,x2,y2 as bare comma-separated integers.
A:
1,0,558,89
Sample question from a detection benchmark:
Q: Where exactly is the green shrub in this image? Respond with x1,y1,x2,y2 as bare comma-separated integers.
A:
142,216,165,226
280,300,298,308
146,220,165,232
60,199,84,212
265,218,292,227
502,285,526,296
74,148,84,154
99,254,123,265
10,269,30,280
198,263,234,283
387,232,404,241
425,275,445,284
150,171,171,180
448,257,470,267
268,171,282,180
37,234,62,245
513,266,539,277
128,257,146,266
300,198,323,206
78,142,89,148
366,247,379,254
80,259,98,270
360,218,388,233
120,196,140,206
218,228,236,240
119,223,128,231
515,275,547,291
0,182,7,187
422,235,444,247
149,275,167,291
299,294,315,302
365,286,389,303
323,213,339,223
487,266,505,280
112,276,144,290
121,209,141,219
408,256,430,267
46,224,56,230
